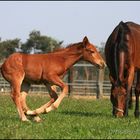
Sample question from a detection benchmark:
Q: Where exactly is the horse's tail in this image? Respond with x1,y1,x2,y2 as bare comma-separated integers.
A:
114,21,130,85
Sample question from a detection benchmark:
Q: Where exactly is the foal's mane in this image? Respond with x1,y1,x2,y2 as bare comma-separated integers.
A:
53,42,83,53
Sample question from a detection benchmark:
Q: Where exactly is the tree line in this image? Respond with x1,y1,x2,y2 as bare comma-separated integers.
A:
0,30,105,61
0,30,63,61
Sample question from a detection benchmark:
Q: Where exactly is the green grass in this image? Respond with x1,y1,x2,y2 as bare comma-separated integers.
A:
0,94,140,139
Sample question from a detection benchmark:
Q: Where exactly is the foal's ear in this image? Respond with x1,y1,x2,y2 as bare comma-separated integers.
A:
83,36,89,47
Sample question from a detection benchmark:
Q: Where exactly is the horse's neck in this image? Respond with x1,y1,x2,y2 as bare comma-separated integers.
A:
58,46,83,70
64,53,82,70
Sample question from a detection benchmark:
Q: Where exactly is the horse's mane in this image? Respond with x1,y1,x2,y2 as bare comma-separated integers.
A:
105,21,131,84
114,21,130,85
116,21,130,52
53,42,83,53
106,21,130,52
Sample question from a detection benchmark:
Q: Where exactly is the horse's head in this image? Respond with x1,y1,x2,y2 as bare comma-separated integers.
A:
110,75,127,117
82,36,106,69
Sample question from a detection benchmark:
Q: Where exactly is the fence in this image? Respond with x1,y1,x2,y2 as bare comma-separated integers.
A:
0,62,135,98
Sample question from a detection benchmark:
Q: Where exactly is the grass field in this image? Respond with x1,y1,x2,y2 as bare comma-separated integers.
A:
0,94,140,139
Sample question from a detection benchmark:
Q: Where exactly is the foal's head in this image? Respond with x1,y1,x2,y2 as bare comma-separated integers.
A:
82,36,106,69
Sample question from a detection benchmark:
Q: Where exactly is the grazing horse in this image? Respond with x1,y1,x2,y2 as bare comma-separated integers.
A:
105,21,140,117
1,36,105,122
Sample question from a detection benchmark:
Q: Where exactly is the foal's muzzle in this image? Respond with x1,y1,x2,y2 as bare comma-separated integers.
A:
99,61,106,69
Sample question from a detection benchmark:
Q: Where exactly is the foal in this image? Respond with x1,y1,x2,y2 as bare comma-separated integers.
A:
1,36,105,121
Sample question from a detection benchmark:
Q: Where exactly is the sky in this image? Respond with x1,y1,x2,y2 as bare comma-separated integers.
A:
0,1,140,47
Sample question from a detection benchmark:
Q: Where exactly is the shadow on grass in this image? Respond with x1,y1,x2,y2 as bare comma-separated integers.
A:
0,115,35,123
59,110,111,118
0,115,20,123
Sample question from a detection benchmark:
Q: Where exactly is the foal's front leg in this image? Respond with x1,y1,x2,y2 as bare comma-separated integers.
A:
26,75,68,115
45,76,68,113
27,85,58,115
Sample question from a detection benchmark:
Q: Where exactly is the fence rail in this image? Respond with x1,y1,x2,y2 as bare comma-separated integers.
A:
0,62,136,98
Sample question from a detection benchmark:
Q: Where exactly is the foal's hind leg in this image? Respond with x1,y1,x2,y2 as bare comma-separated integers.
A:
20,82,42,122
26,85,58,115
20,83,31,113
20,92,30,112
11,77,29,122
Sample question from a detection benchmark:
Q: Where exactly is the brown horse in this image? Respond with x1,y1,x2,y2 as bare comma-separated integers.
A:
1,36,105,122
105,21,140,117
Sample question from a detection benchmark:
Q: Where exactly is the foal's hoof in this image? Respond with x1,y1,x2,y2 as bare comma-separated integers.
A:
21,118,31,123
26,110,36,116
33,116,42,123
45,104,57,113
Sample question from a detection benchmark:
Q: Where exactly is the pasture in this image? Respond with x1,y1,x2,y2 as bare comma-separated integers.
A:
0,93,140,139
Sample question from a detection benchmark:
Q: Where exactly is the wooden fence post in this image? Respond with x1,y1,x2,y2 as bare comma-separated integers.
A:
96,68,105,99
68,67,73,96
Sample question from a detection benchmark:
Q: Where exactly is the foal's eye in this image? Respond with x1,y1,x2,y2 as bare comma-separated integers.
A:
86,48,94,53
89,49,95,53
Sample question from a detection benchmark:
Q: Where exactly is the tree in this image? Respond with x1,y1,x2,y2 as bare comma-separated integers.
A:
22,30,63,54
0,38,20,60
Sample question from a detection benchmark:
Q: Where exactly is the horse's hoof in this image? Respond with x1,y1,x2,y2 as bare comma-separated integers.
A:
33,116,42,123
134,112,139,118
124,111,128,117
128,105,133,110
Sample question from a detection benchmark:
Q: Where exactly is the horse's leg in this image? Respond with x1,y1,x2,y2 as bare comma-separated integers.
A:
134,70,140,118
128,88,133,109
20,82,42,122
45,76,68,113
124,66,135,117
26,85,58,115
11,77,29,122
134,85,140,117
110,93,115,116
20,92,29,112
27,75,68,115
20,82,31,113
